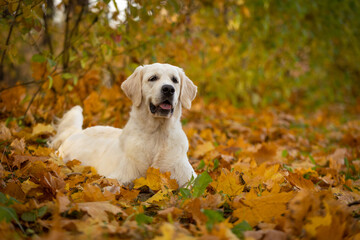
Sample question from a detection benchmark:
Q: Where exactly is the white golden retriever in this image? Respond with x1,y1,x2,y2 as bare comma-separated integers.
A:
50,63,197,187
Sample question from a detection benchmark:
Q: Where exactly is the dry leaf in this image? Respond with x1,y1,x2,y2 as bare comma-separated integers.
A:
76,201,126,222
233,192,294,226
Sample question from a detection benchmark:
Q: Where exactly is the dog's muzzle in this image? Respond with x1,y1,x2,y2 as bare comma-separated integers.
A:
149,85,175,117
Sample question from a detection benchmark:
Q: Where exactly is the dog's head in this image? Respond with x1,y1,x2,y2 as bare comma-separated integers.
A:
121,63,197,118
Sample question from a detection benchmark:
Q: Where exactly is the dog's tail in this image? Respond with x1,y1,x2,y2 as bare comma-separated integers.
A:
48,106,83,149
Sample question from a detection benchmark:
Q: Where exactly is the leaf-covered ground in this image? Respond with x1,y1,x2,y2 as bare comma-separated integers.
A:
1,76,360,239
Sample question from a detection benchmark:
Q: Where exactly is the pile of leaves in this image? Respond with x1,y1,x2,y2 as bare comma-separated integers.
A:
0,77,360,239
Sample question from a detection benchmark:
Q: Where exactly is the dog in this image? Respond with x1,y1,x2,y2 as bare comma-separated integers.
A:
49,63,197,187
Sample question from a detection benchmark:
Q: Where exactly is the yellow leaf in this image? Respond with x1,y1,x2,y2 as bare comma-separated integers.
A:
146,189,171,204
32,123,55,137
233,192,294,226
304,202,332,236
193,141,215,158
210,168,244,196
27,145,53,156
133,167,178,191
154,223,195,240
21,179,40,194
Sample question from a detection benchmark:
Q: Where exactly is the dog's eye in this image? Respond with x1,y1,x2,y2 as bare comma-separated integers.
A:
148,75,158,82
171,76,178,84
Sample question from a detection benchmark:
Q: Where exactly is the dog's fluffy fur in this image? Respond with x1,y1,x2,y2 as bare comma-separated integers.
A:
49,63,197,186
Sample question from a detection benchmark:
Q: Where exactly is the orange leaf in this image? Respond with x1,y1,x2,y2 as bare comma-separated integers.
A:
285,172,316,191
193,141,215,158
133,167,178,191
233,192,294,226
210,168,244,196
76,201,126,222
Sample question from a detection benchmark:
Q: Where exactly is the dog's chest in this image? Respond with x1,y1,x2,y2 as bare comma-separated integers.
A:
122,128,184,167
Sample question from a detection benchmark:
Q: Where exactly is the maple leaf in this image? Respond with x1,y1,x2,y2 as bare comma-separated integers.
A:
21,179,40,194
76,201,126,222
285,171,316,191
154,223,195,240
193,141,215,158
0,123,12,141
184,198,207,224
133,167,178,191
233,191,295,226
10,138,25,154
210,168,244,196
31,123,55,137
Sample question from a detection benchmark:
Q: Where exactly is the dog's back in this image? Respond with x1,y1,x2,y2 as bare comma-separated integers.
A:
48,106,83,149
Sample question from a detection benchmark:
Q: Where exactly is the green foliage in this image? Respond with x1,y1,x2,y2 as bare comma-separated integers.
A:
192,172,213,198
135,213,153,225
203,209,224,231
1,0,359,109
232,220,253,239
0,193,24,232
21,206,48,222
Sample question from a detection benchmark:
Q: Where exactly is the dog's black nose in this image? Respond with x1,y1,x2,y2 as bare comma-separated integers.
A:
162,85,175,96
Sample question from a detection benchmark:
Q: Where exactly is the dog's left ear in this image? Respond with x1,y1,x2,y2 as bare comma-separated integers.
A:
121,66,144,107
178,68,197,109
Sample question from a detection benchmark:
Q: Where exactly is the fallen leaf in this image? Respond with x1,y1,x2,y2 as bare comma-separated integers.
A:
133,167,178,191
0,123,12,141
210,168,244,196
10,138,25,154
285,172,316,191
233,192,294,226
154,223,195,240
193,141,215,158
76,201,126,222
32,123,55,137
21,179,40,194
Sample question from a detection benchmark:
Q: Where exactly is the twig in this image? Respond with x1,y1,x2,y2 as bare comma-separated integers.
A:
23,85,42,119
22,64,58,118
55,12,100,61
348,200,360,207
62,2,72,70
0,80,45,93
43,5,54,55
69,3,85,39
0,0,22,81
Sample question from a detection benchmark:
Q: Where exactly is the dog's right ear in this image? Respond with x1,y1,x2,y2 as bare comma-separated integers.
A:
121,66,143,107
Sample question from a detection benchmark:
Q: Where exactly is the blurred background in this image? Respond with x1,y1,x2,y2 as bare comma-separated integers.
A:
0,0,359,111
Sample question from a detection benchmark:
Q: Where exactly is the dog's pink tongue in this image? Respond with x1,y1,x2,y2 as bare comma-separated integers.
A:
159,103,172,110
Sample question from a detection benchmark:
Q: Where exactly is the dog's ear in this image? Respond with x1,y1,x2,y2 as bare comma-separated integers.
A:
178,68,197,109
121,66,143,107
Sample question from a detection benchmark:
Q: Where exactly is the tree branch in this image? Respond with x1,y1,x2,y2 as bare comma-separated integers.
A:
0,0,22,81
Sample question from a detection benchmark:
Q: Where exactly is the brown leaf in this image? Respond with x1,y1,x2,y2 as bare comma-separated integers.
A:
0,123,12,141
244,229,287,240
184,198,207,224
76,201,126,222
10,138,25,154
1,180,26,201
252,143,278,165
13,155,48,169
119,187,140,202
158,207,183,219
285,172,316,191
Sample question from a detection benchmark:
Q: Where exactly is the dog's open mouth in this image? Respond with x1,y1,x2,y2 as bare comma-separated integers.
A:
150,100,174,115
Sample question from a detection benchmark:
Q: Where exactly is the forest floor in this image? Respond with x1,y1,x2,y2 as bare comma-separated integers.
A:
0,75,360,239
